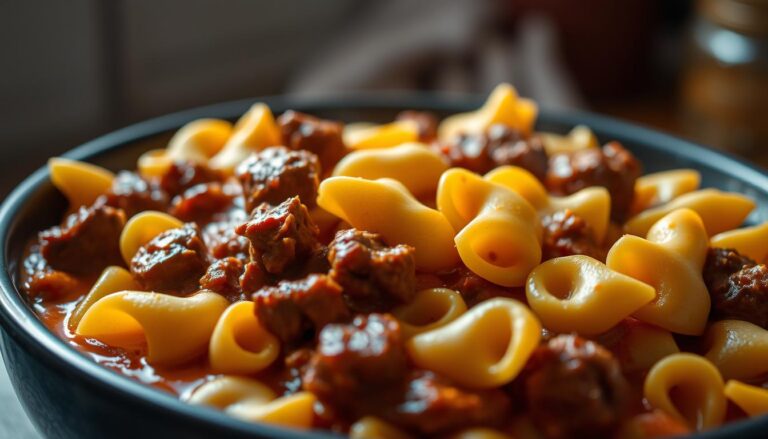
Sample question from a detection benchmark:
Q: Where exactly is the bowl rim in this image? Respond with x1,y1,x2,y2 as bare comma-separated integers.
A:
1,92,767,438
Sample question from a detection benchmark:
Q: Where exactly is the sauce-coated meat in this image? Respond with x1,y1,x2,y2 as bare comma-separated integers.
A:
199,257,244,300
703,247,768,327
170,183,233,223
277,110,347,172
158,161,223,198
703,247,756,298
395,110,438,143
104,171,168,217
541,209,605,261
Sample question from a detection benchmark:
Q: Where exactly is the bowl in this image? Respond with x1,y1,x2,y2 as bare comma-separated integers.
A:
1,94,767,439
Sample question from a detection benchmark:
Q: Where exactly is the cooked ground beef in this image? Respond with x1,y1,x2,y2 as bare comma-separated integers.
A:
170,183,233,223
157,160,223,198
103,171,168,217
199,257,244,300
541,209,605,261
277,110,347,173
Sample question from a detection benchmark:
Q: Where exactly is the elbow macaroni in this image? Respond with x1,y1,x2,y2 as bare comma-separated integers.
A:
208,103,282,173
209,301,280,374
704,320,768,380
710,221,768,263
406,297,541,389
631,169,701,214
525,255,655,335
350,417,414,439
343,120,420,150
392,288,467,338
69,266,138,331
119,211,184,264
539,125,599,156
48,158,114,209
614,321,680,373
724,381,768,417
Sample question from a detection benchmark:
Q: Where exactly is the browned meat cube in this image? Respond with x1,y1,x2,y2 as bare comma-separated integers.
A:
236,146,320,212
104,171,168,217
712,264,768,328
202,210,251,261
703,247,756,299
277,111,347,172
170,183,233,223
328,229,416,312
541,209,605,261
395,110,438,143
130,224,210,294
253,274,350,344
199,257,244,299
437,266,520,307
21,249,82,299
157,160,223,197
39,204,125,275
239,261,265,293
235,197,320,275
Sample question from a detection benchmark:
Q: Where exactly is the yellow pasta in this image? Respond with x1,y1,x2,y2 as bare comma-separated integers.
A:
450,428,514,439
724,380,768,417
350,417,415,439
705,320,768,380
332,142,449,196
437,168,541,286
119,211,184,264
187,376,316,428
438,83,537,139
317,176,459,271
209,103,282,173
607,209,710,335
209,301,280,375
69,266,138,331
643,353,726,431
525,255,655,335
48,158,114,209
486,166,610,242
624,189,755,237
76,291,228,365
407,297,541,388
539,125,599,156
710,221,768,263
631,169,701,214
344,120,420,150
392,288,467,338
615,322,679,373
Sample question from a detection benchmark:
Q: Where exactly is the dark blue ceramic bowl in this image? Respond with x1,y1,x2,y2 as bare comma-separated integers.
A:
1,95,767,439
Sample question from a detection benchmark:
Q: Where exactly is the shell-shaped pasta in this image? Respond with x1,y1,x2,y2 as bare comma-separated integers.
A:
188,376,316,428
209,103,281,172
119,211,183,264
526,256,655,335
711,221,768,263
332,142,449,196
724,380,768,417
607,209,710,335
486,166,610,242
625,189,755,237
406,297,541,388
704,320,768,380
392,288,467,338
49,158,114,209
539,125,599,156
137,149,173,179
615,321,679,373
350,417,415,439
631,169,701,214
450,428,514,439
209,301,280,374
317,176,458,271
76,291,228,365
343,120,419,150
69,266,138,331
643,353,726,431
438,168,541,286
167,118,233,163
438,83,537,140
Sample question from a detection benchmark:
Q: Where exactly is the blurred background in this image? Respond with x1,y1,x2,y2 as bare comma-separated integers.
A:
1,0,767,199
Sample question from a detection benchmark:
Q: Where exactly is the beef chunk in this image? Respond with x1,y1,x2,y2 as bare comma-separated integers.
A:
236,146,320,212
546,141,641,221
277,110,347,172
158,160,223,198
200,257,244,299
395,110,438,143
303,314,409,417
170,183,233,223
437,266,519,307
522,334,629,439
239,261,265,293
104,171,168,217
542,209,605,261
203,211,250,261
235,197,320,274
253,274,350,344
21,249,82,298
328,229,416,312
130,224,209,293
39,204,125,275
434,124,548,180
712,264,768,328
703,247,756,298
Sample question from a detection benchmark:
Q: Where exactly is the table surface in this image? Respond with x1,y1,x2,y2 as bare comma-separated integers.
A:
0,356,40,438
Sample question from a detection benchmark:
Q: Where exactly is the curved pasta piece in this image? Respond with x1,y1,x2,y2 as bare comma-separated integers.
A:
48,158,114,209
724,380,768,417
643,353,726,431
437,168,541,286
526,255,655,335
631,169,701,214
438,83,537,140
607,209,710,335
406,297,541,388
209,103,281,172
614,321,679,373
350,417,415,439
486,166,610,242
539,125,599,156
624,189,755,237
704,320,768,380
711,221,768,263
450,428,514,439
76,291,228,365
332,142,449,196
69,266,138,331
209,301,280,374
343,120,419,150
119,211,183,264
188,376,316,428
392,288,467,338
317,176,458,271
